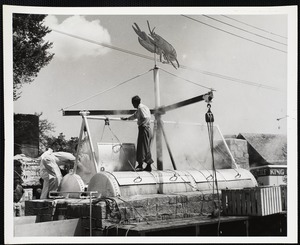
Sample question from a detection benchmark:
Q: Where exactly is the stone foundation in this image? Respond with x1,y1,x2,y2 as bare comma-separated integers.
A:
25,192,221,235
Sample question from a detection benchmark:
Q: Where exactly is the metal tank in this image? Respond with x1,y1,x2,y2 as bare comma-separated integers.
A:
87,168,257,198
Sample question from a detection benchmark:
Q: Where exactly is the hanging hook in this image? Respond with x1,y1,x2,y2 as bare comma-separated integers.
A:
104,117,110,126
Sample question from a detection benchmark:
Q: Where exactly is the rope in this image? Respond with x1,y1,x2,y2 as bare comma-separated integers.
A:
205,104,221,235
99,118,141,175
160,67,214,91
61,68,152,110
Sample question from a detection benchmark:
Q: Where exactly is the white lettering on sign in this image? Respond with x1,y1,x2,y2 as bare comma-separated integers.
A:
270,169,285,175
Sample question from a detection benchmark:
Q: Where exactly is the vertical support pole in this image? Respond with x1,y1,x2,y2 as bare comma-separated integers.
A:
153,65,163,170
80,111,99,173
161,122,177,170
73,119,85,174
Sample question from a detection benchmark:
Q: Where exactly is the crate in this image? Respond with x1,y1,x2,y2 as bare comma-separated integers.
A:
222,186,282,216
280,185,287,211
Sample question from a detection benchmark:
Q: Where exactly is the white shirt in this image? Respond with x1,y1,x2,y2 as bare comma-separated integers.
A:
128,103,151,127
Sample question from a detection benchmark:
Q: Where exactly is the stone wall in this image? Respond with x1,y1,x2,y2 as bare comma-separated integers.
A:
25,192,222,235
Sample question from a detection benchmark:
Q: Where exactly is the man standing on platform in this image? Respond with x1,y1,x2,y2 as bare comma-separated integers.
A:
121,95,154,172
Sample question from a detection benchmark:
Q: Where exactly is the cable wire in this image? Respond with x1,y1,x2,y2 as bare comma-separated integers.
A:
180,64,281,92
52,27,283,93
182,15,287,53
61,68,152,110
159,67,215,91
52,28,157,62
203,15,287,46
221,15,287,39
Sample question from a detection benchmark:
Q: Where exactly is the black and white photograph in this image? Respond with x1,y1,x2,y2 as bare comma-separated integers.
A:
3,3,298,244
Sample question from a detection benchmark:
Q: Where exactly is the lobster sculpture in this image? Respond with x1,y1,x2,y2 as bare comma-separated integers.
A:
132,21,180,69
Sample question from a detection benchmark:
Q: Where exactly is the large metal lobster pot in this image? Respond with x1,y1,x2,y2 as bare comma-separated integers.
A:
87,168,257,197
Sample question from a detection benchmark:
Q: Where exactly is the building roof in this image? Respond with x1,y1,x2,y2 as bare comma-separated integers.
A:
237,133,287,164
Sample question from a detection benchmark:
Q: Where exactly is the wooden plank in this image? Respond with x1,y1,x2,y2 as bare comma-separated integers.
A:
163,92,213,112
232,190,237,215
267,187,272,215
278,186,282,212
278,186,283,212
279,186,285,211
227,190,233,215
247,190,253,215
273,187,277,213
221,190,227,215
271,187,276,214
276,186,282,213
256,188,262,216
265,187,269,215
63,109,141,116
14,218,83,237
280,185,287,211
260,187,265,216
270,187,274,214
265,187,270,215
245,189,252,216
116,216,249,234
241,190,248,215
236,190,241,215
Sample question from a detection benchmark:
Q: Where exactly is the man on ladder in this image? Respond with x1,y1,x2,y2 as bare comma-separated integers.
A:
121,95,154,171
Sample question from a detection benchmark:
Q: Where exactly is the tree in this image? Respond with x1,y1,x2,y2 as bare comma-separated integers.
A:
45,133,78,153
36,113,78,153
36,112,55,153
13,14,54,101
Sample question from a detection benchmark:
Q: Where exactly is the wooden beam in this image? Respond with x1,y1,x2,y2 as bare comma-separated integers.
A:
62,109,156,116
62,92,213,116
161,91,213,113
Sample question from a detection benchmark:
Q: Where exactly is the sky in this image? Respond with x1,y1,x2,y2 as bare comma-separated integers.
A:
10,7,298,169
4,6,298,244
11,9,294,143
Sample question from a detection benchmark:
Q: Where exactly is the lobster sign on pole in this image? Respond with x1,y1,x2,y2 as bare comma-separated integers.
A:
132,21,180,69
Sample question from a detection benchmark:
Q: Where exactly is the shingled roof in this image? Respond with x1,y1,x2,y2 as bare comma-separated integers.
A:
237,133,287,166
